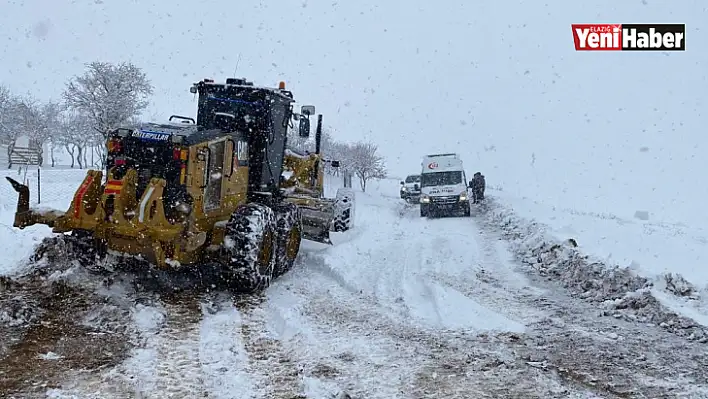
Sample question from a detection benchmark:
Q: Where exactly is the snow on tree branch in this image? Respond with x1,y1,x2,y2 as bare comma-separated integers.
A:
63,61,153,139
348,141,387,192
0,86,16,146
56,110,95,168
8,96,45,145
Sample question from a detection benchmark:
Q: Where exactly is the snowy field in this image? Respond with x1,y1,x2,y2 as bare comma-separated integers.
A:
0,171,707,397
0,167,86,276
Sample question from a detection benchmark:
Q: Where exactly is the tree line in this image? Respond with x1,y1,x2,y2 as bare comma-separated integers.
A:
0,61,386,190
287,127,387,192
0,62,152,168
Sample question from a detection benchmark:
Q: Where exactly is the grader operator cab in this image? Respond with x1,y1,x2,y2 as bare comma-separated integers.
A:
5,77,353,292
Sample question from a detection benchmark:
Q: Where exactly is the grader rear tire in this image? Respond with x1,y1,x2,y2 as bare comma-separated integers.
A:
221,203,278,293
273,202,302,277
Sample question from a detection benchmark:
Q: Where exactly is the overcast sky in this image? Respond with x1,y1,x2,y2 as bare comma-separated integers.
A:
1,0,706,223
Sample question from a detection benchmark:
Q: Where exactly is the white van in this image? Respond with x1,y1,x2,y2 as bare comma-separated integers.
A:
419,153,470,217
399,174,421,203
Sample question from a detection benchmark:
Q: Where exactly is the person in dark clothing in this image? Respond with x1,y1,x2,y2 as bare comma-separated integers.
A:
470,172,485,203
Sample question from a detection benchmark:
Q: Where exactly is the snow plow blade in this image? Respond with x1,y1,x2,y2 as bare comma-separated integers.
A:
283,195,335,245
300,206,334,245
5,177,66,229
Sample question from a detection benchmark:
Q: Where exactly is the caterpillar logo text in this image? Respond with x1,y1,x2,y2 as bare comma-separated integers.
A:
131,130,171,141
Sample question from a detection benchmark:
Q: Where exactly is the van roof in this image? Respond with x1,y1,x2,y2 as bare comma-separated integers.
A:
421,155,463,173
424,153,458,159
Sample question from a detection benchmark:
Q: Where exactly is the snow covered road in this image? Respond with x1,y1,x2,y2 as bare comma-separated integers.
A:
2,180,708,398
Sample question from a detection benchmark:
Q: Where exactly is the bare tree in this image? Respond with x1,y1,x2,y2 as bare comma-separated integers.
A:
87,128,106,168
40,101,63,167
0,89,59,167
63,61,153,139
0,86,11,133
319,129,344,175
0,86,16,158
57,111,92,168
6,95,49,166
348,140,387,192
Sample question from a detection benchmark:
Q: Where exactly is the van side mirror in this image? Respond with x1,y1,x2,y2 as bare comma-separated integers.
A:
468,180,474,188
414,184,419,190
330,160,340,168
400,181,404,185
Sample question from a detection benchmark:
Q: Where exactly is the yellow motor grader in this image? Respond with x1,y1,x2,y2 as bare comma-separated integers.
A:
280,114,355,243
5,78,349,292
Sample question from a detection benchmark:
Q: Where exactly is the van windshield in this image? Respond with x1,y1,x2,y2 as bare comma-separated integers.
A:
405,175,420,183
421,171,462,187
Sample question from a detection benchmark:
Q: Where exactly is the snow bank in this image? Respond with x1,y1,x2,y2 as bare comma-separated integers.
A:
492,190,708,289
478,193,708,342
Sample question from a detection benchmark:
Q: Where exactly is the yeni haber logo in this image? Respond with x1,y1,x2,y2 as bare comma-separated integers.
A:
571,24,685,51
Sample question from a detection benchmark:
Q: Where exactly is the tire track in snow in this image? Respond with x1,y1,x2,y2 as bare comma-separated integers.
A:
305,269,599,398
197,295,260,399
284,250,598,398
425,218,552,325
79,292,260,399
119,293,207,398
153,295,205,396
51,292,263,399
389,208,632,397
265,269,418,399
235,294,308,399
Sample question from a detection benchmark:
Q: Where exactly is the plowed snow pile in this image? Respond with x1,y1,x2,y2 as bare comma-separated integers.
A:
476,191,708,342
